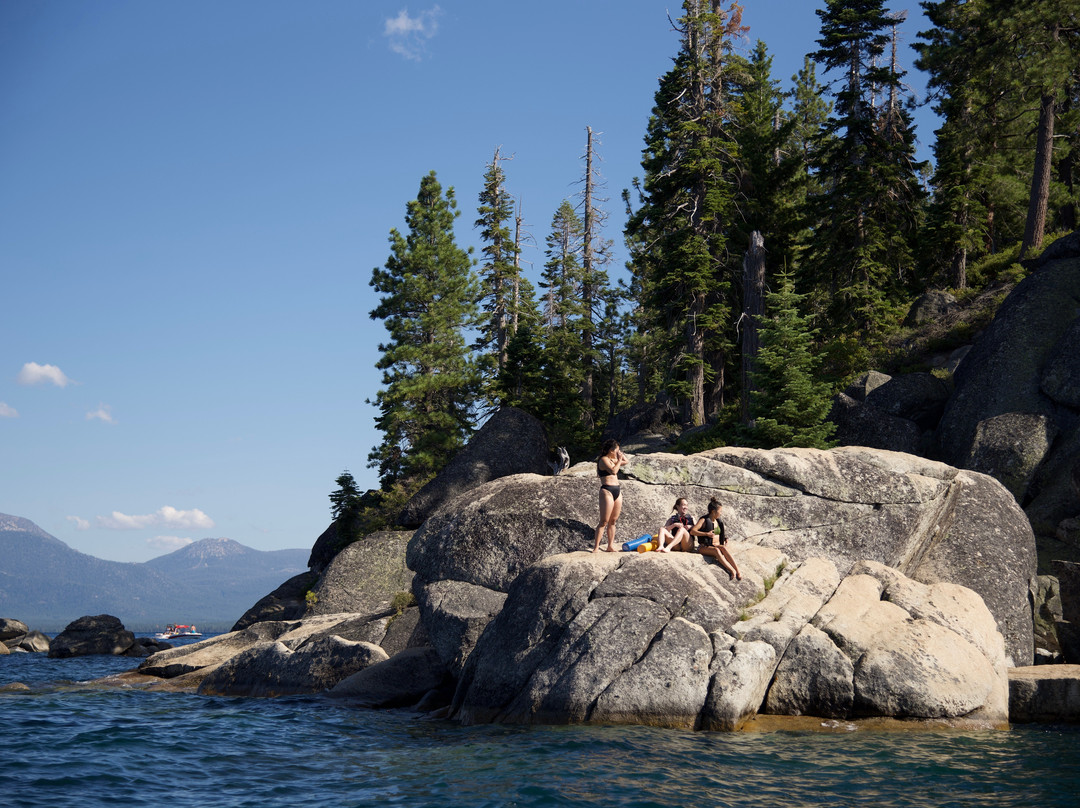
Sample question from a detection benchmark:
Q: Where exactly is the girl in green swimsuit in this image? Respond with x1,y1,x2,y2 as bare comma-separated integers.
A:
689,497,741,580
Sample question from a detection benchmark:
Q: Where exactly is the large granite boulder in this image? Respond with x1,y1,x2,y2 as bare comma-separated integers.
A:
139,612,415,687
864,372,951,431
13,631,51,653
328,646,452,709
450,552,1008,728
935,231,1080,530
408,447,1036,668
197,635,389,697
48,615,136,658
963,413,1058,501
761,561,1008,722
0,618,29,646
905,290,960,326
830,392,922,455
397,406,551,528
306,530,414,617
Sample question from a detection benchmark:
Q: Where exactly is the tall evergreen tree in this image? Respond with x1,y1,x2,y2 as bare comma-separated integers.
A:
808,0,926,370
367,171,482,493
626,1,747,426
475,148,520,382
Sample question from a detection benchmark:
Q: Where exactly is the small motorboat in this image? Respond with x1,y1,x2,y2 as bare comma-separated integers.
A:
155,624,203,640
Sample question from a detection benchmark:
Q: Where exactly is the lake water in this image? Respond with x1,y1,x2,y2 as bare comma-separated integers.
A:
3,647,1079,808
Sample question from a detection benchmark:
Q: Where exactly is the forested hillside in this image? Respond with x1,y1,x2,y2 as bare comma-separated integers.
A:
354,0,1079,519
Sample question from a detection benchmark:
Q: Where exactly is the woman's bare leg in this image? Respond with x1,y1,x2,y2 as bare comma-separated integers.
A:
605,495,623,551
594,490,615,553
720,545,741,579
703,546,737,578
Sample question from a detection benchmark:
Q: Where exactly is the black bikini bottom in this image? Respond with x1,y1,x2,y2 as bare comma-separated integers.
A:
600,483,621,501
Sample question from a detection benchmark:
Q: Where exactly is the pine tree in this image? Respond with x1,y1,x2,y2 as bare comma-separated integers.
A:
743,268,836,449
625,1,747,426
329,470,363,521
367,171,482,493
808,0,927,371
474,148,520,384
534,200,590,449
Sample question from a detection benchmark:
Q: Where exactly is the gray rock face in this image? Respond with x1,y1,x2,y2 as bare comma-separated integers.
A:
864,372,952,430
328,646,451,708
934,240,1080,532
139,612,406,686
416,579,507,675
1041,319,1080,408
13,630,51,653
830,392,922,455
48,615,135,658
451,552,1008,728
407,446,1036,667
0,618,29,645
197,635,389,697
1053,560,1080,625
963,413,1057,500
905,290,959,326
307,530,414,617
1009,665,1080,723
398,406,551,528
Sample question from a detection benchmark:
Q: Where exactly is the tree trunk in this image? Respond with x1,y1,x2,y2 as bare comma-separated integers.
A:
685,293,706,426
1021,92,1057,260
581,126,596,422
741,231,766,423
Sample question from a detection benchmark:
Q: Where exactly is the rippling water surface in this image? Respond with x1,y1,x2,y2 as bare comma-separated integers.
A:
3,651,1078,808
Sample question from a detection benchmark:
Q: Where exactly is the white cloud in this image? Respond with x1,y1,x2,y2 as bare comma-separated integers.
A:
66,515,90,530
147,535,194,552
0,401,17,418
95,506,215,531
17,362,73,387
384,6,442,60
86,404,116,424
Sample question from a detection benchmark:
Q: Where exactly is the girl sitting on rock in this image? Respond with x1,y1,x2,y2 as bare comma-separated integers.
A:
655,497,694,552
690,498,741,580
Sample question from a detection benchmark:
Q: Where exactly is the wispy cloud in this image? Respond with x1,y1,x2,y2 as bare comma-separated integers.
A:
17,362,73,387
86,404,116,424
95,506,215,531
147,535,194,552
66,515,90,530
0,401,17,418
384,6,442,60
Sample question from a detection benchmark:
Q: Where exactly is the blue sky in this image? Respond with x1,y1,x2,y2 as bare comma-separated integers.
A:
1,1,938,562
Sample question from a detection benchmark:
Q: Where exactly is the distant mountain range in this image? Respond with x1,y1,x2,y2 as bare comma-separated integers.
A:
0,513,309,632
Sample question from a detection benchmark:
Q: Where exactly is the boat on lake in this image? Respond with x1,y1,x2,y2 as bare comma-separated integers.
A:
155,624,202,640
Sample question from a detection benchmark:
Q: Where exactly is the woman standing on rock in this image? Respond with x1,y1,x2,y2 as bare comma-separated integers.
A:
593,439,629,553
690,498,741,580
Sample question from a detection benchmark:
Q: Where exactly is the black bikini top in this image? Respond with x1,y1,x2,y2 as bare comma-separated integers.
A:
597,458,614,477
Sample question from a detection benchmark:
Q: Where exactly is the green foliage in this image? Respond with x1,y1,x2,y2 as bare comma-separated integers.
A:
368,171,483,493
741,269,836,449
390,590,416,615
474,149,522,389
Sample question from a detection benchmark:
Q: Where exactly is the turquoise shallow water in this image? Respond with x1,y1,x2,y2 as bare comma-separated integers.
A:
3,650,1080,808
